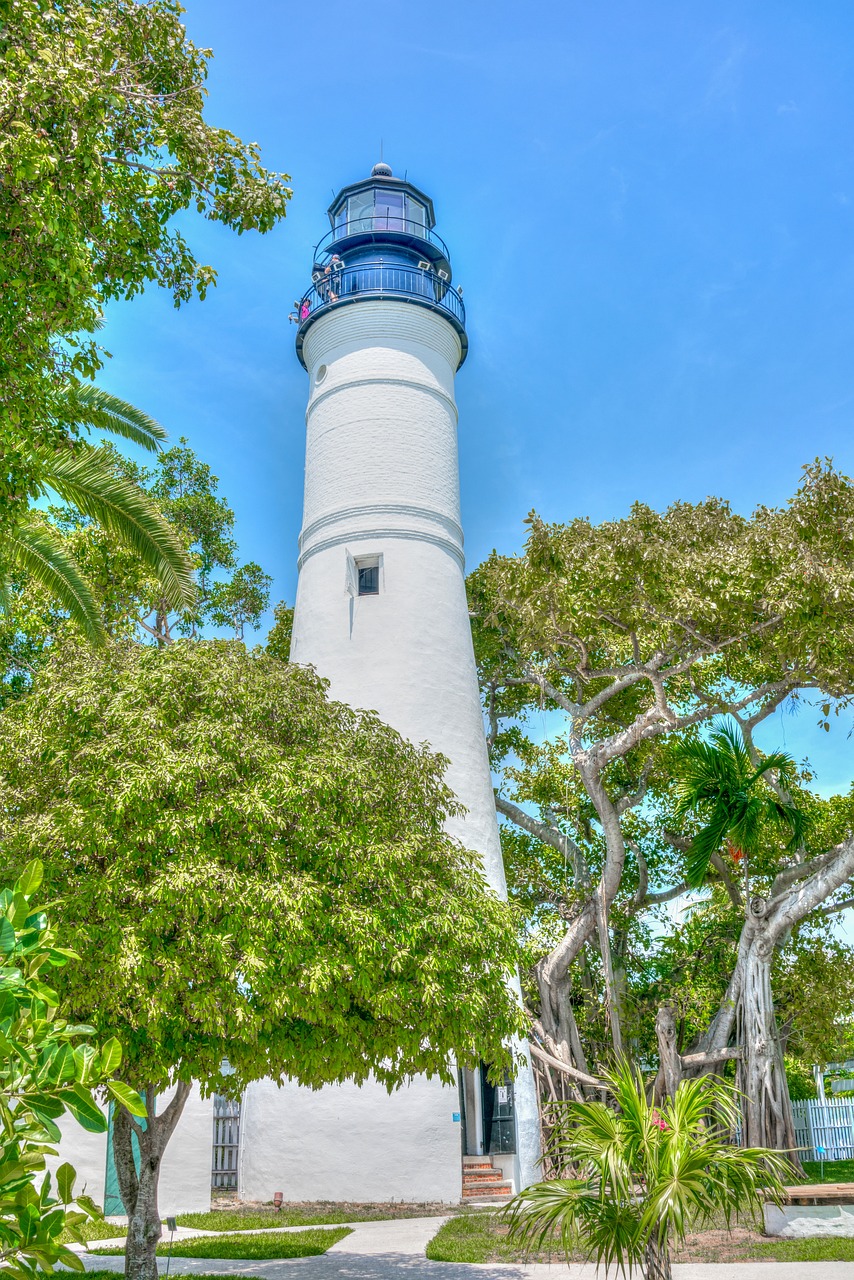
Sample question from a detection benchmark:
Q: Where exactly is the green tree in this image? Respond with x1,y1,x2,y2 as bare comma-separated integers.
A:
508,1063,788,1280
0,0,290,525
0,437,263,690
266,599,294,662
0,860,145,1280
2,388,194,644
671,719,805,892
668,720,810,1158
117,438,270,646
0,638,526,1280
470,461,854,1116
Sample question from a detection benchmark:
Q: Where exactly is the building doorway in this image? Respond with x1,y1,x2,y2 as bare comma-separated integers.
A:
460,1066,517,1156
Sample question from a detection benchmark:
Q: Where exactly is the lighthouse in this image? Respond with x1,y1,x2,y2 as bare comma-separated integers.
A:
239,163,540,1203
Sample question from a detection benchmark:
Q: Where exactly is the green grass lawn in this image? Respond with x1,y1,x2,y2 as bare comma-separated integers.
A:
92,1227,351,1260
743,1238,854,1262
58,1219,128,1245
176,1202,452,1231
802,1158,854,1184
425,1211,854,1266
426,1214,542,1264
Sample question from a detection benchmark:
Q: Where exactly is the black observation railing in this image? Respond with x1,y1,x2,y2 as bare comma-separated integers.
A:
296,261,465,329
315,218,451,260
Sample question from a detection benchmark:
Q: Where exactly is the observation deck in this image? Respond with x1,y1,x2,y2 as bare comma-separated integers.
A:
293,163,467,369
294,259,467,369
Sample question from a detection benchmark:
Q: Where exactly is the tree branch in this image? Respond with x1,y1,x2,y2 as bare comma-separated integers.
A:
529,1041,603,1089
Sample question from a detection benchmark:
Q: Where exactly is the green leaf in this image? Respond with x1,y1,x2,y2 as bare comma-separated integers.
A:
105,1081,146,1118
98,1039,122,1076
55,1163,75,1205
58,1087,106,1134
15,863,43,900
75,1194,104,1220
0,919,16,954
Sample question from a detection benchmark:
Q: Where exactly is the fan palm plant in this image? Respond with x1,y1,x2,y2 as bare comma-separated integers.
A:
507,1062,788,1280
2,388,195,644
671,719,805,891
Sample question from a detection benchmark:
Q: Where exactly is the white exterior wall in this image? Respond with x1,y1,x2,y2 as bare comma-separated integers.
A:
241,299,540,1203
239,1076,462,1204
45,1086,212,1217
158,1084,213,1215
46,1110,109,1207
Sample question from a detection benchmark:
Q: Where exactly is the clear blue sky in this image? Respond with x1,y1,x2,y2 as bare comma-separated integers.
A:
100,0,854,795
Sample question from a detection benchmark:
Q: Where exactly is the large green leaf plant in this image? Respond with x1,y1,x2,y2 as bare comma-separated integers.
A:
508,1062,789,1280
0,860,145,1279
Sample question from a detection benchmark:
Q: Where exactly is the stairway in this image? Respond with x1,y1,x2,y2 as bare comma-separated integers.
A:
462,1155,513,1202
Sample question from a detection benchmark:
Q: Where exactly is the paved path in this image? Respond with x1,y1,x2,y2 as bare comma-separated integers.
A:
77,1214,854,1280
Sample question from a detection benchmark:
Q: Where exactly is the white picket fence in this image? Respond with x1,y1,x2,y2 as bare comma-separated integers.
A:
792,1097,854,1162
212,1094,241,1190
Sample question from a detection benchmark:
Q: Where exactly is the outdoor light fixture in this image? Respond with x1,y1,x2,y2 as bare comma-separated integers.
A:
273,1191,284,1211
164,1218,177,1278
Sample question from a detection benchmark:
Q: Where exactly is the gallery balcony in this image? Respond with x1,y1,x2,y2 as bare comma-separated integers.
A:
294,260,467,368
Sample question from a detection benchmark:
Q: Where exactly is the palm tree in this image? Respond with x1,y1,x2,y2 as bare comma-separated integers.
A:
671,718,807,1161
671,718,805,892
507,1062,788,1280
2,388,195,644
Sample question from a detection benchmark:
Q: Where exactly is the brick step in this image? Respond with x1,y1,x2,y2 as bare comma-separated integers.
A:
463,1170,505,1184
462,1157,493,1167
462,1183,513,1199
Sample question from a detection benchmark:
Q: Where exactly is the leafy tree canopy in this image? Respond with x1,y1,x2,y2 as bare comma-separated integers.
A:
0,638,525,1093
470,460,854,1098
0,0,290,524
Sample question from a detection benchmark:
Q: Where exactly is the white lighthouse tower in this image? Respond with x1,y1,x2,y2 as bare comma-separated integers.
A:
239,163,540,1204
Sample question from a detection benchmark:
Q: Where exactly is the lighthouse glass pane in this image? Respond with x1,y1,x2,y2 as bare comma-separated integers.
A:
347,191,373,233
405,197,426,231
374,189,404,232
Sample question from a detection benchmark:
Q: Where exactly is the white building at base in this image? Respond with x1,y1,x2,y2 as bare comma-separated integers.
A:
238,163,540,1204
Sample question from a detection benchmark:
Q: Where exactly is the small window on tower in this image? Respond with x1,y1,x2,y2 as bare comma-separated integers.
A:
346,552,382,597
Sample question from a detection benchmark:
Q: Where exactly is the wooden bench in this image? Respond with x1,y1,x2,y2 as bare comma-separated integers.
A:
782,1183,854,1206
765,1184,854,1237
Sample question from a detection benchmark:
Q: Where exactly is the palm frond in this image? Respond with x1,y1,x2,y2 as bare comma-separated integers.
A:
61,386,167,453
1,523,105,645
671,734,745,819
40,446,195,611
685,808,733,888
708,718,752,775
747,749,796,786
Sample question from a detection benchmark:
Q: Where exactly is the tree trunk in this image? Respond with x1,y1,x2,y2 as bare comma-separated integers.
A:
654,1004,682,1102
736,926,799,1168
112,1082,193,1280
643,1230,672,1280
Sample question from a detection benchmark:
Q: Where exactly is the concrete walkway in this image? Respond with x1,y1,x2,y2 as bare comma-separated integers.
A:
76,1214,854,1280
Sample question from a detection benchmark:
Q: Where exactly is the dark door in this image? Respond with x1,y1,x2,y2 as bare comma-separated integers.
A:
481,1067,517,1154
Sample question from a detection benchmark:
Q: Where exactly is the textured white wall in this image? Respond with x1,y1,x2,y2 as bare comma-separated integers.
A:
240,1076,462,1204
244,298,540,1203
159,1085,212,1215
46,1087,212,1217
45,1111,108,1207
